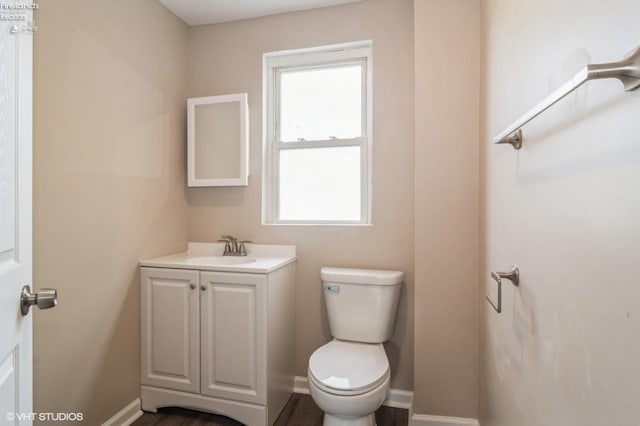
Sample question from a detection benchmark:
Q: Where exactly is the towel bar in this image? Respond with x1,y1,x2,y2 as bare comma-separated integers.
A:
494,45,640,149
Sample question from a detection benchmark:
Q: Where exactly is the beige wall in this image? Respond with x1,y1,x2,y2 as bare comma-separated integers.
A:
413,0,481,418
481,0,640,424
32,0,491,421
187,0,415,390
32,0,640,423
33,0,189,423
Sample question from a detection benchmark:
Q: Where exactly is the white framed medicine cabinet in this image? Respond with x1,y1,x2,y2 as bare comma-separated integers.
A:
187,93,249,187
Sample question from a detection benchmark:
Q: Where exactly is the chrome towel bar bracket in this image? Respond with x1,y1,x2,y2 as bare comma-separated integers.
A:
494,45,640,149
486,266,519,314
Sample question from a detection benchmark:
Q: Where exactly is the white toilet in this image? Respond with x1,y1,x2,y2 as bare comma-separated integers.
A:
308,267,403,426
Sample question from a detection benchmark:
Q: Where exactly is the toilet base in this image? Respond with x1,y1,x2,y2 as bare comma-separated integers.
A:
323,412,376,426
309,368,390,426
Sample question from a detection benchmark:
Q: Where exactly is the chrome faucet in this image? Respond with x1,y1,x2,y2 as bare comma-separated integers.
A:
218,235,251,256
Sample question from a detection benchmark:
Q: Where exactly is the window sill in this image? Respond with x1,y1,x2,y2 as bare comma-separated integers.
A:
261,222,373,227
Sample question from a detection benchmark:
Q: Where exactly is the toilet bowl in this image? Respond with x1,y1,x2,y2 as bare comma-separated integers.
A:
308,267,403,426
308,339,390,426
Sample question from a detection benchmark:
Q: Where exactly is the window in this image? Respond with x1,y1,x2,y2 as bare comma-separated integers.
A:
263,41,372,224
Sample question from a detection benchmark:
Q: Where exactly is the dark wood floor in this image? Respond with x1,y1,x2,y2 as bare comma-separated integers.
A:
133,393,408,426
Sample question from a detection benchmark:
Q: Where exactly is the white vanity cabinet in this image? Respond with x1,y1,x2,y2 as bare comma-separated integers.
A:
199,271,266,404
140,243,295,426
140,268,200,394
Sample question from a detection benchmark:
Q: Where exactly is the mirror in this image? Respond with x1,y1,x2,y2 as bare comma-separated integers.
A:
187,93,249,186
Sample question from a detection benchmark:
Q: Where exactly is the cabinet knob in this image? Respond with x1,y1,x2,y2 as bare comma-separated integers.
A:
190,283,196,290
200,285,207,291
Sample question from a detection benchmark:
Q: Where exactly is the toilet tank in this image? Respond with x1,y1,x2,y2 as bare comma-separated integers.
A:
321,267,403,344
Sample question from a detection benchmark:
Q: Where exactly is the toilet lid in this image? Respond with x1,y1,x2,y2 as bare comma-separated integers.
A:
309,340,389,394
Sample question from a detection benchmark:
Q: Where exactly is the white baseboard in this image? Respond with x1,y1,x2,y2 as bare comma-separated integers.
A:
294,376,413,410
102,399,143,426
411,414,479,426
294,375,311,394
384,388,413,410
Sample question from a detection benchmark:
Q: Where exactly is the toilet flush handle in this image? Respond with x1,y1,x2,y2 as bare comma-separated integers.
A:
324,285,340,293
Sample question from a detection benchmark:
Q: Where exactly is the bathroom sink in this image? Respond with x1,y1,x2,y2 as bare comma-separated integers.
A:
184,256,257,266
140,242,295,273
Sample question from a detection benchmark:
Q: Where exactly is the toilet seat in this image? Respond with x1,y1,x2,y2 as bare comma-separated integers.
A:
308,340,389,396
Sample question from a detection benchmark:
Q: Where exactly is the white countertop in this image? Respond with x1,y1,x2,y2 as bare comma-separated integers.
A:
140,242,296,274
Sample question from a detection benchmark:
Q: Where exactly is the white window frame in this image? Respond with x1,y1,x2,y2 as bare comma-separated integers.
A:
262,41,373,225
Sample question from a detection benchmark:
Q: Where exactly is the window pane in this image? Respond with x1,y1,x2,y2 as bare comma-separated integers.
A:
280,64,362,142
279,146,361,221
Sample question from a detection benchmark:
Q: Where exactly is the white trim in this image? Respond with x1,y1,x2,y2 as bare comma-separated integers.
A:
273,137,366,149
294,375,311,394
411,414,480,426
101,399,143,426
293,376,413,410
262,41,373,225
266,45,372,68
187,93,249,187
141,385,265,426
385,388,414,410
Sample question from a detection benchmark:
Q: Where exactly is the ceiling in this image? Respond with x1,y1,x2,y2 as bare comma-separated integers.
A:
158,0,366,26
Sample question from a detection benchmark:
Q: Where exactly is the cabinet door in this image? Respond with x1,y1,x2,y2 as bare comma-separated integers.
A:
200,271,266,404
141,267,200,393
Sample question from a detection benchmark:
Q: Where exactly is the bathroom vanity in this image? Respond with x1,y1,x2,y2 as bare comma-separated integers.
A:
139,242,296,425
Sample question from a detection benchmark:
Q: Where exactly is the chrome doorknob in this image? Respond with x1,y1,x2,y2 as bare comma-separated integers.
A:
21,285,57,316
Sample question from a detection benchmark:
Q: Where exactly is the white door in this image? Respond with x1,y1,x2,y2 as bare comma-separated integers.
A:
200,271,266,405
140,268,200,393
0,5,34,426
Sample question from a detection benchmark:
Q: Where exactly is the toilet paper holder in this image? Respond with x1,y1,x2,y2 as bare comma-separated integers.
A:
486,266,519,313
